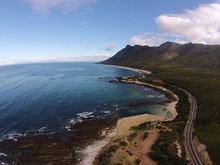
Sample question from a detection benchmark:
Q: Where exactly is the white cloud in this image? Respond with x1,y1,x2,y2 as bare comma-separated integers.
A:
105,43,118,51
129,35,165,46
155,2,220,44
171,38,187,44
27,0,97,13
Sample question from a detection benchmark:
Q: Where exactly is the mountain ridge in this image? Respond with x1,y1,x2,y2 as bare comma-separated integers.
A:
100,42,220,70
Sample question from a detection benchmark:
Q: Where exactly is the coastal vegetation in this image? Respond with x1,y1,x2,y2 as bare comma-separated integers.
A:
101,41,220,164
112,70,220,164
147,68,220,164
94,137,140,165
148,85,190,165
151,68,220,164
94,120,159,165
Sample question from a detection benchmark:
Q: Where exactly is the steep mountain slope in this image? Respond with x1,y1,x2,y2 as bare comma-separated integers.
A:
100,42,220,70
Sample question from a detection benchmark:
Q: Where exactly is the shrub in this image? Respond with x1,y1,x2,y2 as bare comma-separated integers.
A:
109,145,119,153
142,132,149,141
119,141,127,147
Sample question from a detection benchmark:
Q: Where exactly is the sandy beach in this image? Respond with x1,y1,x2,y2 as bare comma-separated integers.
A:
107,64,152,74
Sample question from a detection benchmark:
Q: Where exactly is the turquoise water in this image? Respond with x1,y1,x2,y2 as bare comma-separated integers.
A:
0,62,167,139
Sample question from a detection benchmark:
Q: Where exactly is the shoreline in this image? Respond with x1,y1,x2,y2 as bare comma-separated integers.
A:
106,64,152,74
78,66,179,164
121,79,179,118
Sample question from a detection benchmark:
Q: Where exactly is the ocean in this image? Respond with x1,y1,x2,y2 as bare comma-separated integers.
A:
0,62,168,140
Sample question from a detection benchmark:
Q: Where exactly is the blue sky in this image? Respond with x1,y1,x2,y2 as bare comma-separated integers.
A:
0,0,219,65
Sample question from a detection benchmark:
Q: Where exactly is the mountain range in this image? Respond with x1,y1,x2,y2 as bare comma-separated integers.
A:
100,42,220,70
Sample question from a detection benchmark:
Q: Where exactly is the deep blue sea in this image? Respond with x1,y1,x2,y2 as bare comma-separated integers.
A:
0,62,168,140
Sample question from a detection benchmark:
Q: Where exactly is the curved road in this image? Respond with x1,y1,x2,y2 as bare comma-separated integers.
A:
183,90,203,165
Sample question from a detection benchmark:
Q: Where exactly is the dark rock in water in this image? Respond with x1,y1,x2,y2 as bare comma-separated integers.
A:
0,118,117,164
107,79,118,83
107,80,115,83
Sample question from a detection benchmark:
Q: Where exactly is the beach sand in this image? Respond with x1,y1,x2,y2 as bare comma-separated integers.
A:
107,65,152,74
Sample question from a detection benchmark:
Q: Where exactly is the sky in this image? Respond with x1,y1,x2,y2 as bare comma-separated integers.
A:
0,0,220,65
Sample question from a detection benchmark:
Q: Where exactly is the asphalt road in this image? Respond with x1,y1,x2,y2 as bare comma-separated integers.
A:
184,90,203,165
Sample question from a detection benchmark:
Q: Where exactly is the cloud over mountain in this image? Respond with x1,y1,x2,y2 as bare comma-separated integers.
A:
155,2,220,44
129,35,165,46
